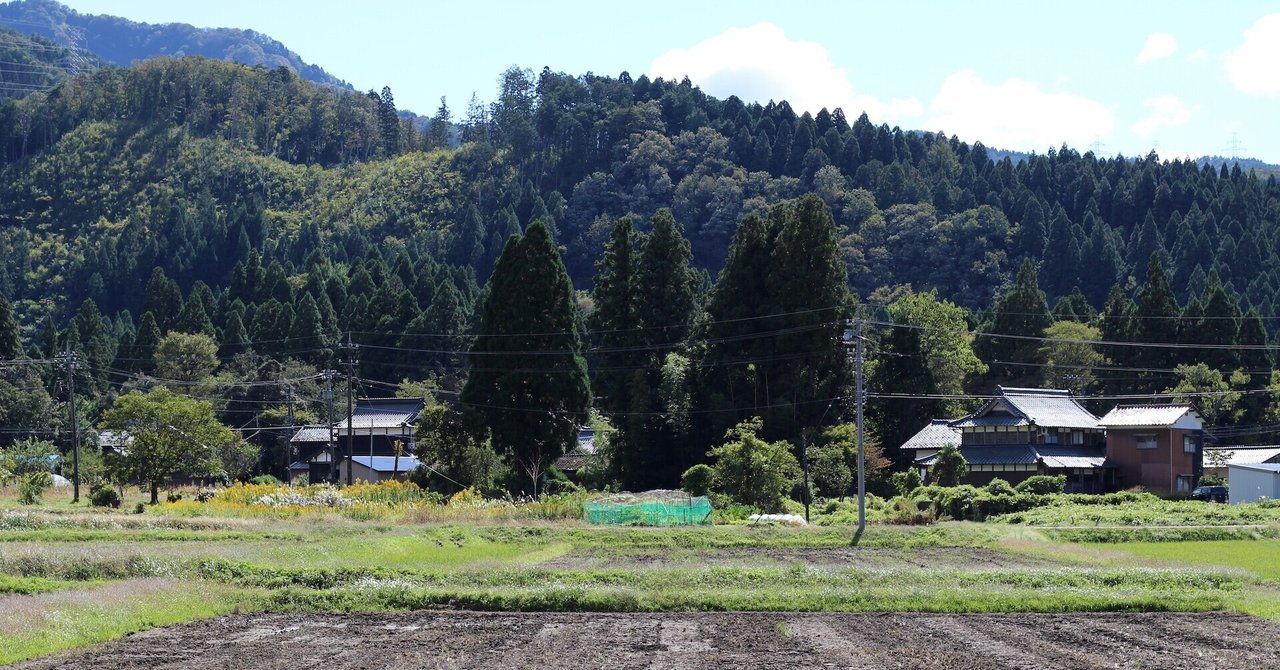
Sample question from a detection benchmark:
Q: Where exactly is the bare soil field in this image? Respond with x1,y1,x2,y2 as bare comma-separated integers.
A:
16,611,1280,670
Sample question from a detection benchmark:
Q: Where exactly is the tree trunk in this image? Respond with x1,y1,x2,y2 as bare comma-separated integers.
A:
150,482,159,505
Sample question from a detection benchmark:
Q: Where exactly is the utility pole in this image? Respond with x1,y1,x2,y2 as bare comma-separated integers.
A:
843,316,866,535
855,317,866,534
340,333,358,486
283,385,296,485
323,369,337,483
58,350,82,503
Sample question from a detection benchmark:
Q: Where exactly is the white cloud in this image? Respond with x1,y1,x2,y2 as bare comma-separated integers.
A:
1186,48,1208,63
1131,95,1193,137
923,70,1113,151
1225,13,1280,95
649,23,921,122
1136,33,1177,64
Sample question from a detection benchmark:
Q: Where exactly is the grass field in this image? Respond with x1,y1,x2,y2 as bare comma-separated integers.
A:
2,485,1280,664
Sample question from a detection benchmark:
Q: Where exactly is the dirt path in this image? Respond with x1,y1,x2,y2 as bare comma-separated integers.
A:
15,611,1280,669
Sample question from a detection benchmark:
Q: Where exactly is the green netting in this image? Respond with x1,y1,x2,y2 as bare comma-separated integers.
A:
584,494,714,526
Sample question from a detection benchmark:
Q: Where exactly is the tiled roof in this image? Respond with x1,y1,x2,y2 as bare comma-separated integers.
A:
350,456,421,473
1205,447,1280,465
1097,405,1195,427
914,444,1105,469
901,420,963,451
1036,445,1107,469
290,425,332,444
999,388,1099,429
951,414,1028,428
915,445,1039,466
953,388,1099,430
340,398,426,431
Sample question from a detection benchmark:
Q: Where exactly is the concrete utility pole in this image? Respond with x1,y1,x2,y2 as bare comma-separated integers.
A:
843,316,867,536
323,369,337,483
58,350,82,503
855,317,866,534
341,333,359,486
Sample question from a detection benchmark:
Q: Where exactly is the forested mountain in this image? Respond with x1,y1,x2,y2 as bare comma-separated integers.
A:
0,25,99,99
0,0,349,89
1,54,1278,488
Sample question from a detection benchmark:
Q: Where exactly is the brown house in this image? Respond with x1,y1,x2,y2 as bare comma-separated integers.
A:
905,387,1110,492
1097,405,1203,493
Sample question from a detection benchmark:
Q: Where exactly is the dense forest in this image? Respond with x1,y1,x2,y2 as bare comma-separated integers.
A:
0,54,1278,492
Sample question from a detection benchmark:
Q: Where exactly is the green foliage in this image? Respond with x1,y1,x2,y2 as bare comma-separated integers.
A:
708,418,799,512
249,475,283,486
98,387,237,503
0,437,57,479
18,470,53,504
462,221,590,494
890,469,922,497
1039,321,1104,393
1014,475,1067,495
413,405,505,494
680,464,715,497
928,444,967,487
89,484,121,507
984,478,1016,496
1164,363,1249,425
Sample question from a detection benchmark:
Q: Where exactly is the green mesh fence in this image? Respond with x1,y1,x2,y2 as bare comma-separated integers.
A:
584,495,714,526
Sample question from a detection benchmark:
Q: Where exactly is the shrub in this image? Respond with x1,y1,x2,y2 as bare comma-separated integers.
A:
985,478,1016,496
166,492,184,503
133,503,146,514
928,444,967,486
680,464,715,497
890,469,922,497
18,471,52,505
1015,475,1066,495
89,484,121,508
1197,475,1226,487
709,418,799,512
249,474,282,486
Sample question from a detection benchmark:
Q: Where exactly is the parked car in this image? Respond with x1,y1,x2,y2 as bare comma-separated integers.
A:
1189,485,1228,503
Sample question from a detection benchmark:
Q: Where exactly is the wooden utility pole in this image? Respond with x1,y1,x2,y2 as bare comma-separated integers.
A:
58,350,81,503
341,333,358,486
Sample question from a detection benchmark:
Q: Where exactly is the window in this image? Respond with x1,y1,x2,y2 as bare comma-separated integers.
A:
1176,475,1194,492
1072,430,1084,445
1183,435,1197,454
1135,434,1157,449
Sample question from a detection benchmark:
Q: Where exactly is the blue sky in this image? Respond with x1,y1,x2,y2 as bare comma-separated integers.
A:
62,1,1280,162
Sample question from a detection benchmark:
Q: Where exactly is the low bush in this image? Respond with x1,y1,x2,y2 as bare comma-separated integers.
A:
680,464,715,497
248,475,282,486
1015,475,1066,495
89,485,121,508
18,471,52,505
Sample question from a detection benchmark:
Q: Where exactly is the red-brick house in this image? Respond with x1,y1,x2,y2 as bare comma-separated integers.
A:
1097,405,1204,493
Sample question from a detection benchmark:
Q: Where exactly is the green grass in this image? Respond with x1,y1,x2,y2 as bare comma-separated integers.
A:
992,498,1280,526
0,574,81,595
0,579,261,665
1101,539,1280,581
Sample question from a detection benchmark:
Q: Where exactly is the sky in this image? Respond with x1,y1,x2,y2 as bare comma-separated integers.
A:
58,1,1280,163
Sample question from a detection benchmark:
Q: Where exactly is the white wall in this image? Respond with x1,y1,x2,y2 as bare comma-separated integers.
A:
1228,465,1280,504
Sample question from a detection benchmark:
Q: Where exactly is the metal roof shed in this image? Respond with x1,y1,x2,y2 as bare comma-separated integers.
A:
1228,463,1280,504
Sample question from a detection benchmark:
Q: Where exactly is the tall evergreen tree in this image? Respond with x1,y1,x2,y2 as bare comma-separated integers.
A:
461,221,590,493
974,259,1052,388
143,268,183,332
589,218,641,419
761,194,852,442
0,293,21,360
1132,252,1183,388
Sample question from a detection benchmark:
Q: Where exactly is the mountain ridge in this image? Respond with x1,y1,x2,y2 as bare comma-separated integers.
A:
0,0,351,90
